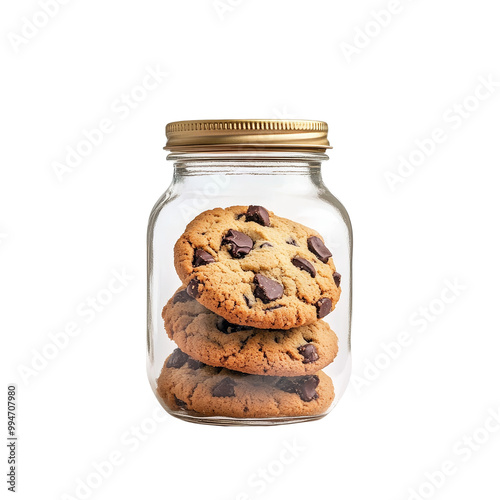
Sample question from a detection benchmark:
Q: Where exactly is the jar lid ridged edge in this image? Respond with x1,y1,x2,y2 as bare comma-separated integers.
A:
164,119,331,152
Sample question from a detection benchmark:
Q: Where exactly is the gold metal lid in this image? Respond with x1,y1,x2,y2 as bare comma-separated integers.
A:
164,119,331,152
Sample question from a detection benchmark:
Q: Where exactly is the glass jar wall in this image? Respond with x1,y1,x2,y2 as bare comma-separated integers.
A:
147,120,352,426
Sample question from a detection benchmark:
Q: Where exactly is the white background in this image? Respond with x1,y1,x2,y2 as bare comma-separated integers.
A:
1,0,500,499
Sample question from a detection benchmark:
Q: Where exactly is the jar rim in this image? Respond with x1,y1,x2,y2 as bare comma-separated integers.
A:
166,150,330,163
164,119,332,153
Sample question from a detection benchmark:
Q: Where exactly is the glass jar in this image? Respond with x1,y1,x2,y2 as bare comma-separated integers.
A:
147,120,352,426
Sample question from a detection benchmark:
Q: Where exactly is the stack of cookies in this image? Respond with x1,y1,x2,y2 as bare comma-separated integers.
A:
157,205,342,419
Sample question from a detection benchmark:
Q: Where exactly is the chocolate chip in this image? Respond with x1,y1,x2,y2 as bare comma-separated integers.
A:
222,229,253,258
307,236,332,263
173,289,192,304
277,375,319,402
316,298,332,318
260,242,273,248
297,375,320,402
298,344,319,364
245,205,270,226
333,272,341,287
186,278,201,298
291,257,317,278
212,377,236,397
193,249,215,267
243,295,254,308
286,238,299,246
187,358,205,370
253,274,284,303
216,317,253,334
174,397,187,408
166,348,188,368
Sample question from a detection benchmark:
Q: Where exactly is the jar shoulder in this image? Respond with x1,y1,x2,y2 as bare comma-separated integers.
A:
316,187,353,236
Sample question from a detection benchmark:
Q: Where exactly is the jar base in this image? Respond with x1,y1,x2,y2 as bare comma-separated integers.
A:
167,409,329,427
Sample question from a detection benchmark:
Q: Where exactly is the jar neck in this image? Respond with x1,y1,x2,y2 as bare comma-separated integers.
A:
168,151,329,177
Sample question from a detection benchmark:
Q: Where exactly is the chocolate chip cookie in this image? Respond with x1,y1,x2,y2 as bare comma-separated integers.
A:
162,288,339,376
173,205,341,329
157,349,335,418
